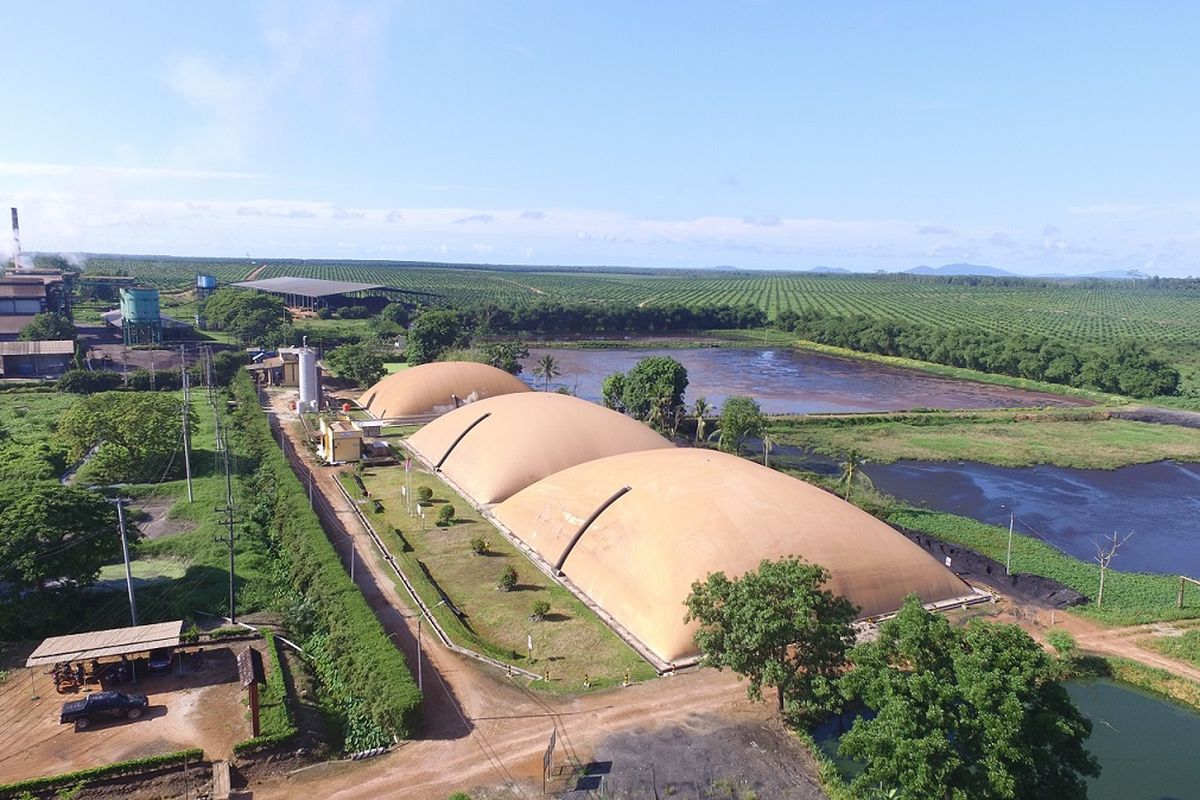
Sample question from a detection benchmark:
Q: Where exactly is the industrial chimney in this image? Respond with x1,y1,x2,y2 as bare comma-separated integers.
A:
9,207,23,272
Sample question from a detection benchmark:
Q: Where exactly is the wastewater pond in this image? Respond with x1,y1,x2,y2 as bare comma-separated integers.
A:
521,347,1086,414
862,459,1200,576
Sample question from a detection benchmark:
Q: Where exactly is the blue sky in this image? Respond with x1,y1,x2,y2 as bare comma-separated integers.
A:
2,1,1198,275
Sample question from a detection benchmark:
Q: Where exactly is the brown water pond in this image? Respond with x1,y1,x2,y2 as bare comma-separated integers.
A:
522,346,1088,414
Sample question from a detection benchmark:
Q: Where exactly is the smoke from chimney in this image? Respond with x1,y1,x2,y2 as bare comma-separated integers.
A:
10,207,24,271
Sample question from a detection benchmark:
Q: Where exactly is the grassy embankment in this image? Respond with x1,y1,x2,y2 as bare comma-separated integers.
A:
768,410,1200,470
343,466,655,691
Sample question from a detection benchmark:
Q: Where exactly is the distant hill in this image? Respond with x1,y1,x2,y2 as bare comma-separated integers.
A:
906,263,1015,277
808,266,854,274
709,264,740,271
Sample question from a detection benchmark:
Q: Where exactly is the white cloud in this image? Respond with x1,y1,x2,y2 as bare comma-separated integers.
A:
0,161,258,181
6,189,1200,275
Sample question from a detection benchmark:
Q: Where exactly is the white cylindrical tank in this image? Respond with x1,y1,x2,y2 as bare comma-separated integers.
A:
298,347,320,411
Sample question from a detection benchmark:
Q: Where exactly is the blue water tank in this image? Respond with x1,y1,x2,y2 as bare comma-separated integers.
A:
197,274,217,290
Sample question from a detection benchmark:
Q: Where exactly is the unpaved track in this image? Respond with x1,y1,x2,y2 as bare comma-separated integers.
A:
258,393,811,799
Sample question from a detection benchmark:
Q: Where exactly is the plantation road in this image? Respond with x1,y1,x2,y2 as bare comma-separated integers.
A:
259,392,828,799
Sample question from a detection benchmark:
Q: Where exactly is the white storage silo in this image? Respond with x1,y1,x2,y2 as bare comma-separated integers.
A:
298,346,320,411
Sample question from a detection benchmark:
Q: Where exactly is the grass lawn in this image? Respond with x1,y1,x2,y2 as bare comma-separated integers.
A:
383,362,409,374
109,393,280,622
96,557,188,584
0,389,76,480
1145,628,1200,669
347,465,655,691
769,412,1200,470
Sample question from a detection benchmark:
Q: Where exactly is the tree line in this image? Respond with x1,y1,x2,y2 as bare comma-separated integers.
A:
774,307,1180,397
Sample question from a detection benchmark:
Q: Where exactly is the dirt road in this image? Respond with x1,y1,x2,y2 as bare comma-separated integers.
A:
258,393,824,799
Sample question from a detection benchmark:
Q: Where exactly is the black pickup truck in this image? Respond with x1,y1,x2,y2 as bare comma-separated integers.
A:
59,691,149,730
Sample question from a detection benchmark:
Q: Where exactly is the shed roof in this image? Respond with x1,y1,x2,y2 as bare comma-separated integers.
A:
26,620,185,667
360,361,531,419
493,448,972,664
0,339,75,356
232,276,385,297
406,392,672,505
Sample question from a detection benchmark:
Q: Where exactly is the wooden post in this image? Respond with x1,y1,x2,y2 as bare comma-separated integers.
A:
248,681,261,737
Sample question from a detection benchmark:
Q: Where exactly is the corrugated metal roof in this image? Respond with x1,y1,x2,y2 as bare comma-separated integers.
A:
0,339,75,356
26,620,185,667
232,276,385,297
0,282,47,299
0,315,37,334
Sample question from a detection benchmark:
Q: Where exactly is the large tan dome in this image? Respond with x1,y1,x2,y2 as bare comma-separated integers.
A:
405,392,672,505
493,448,972,665
359,361,531,419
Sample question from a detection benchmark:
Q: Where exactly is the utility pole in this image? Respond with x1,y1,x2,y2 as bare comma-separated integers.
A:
1006,508,1015,576
181,346,193,502
111,498,138,626
215,430,237,623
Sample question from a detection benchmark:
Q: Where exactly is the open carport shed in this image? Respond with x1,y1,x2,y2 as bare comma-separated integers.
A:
26,620,185,668
231,276,407,309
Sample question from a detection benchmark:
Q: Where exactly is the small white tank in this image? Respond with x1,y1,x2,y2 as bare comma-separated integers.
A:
298,346,320,411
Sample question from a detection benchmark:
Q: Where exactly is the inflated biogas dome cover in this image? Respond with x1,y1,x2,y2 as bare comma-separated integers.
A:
359,361,531,419
493,448,972,664
406,392,672,505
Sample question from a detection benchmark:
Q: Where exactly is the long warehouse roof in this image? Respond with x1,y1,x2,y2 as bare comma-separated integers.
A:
232,276,386,297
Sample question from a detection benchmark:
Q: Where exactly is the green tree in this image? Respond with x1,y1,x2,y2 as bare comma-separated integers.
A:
326,342,386,387
619,356,688,422
600,372,626,411
18,312,76,341
58,392,196,483
839,595,1099,800
0,482,122,593
201,288,291,346
480,341,529,374
684,558,858,721
692,396,712,445
837,449,873,502
717,395,764,455
405,310,464,365
532,353,561,390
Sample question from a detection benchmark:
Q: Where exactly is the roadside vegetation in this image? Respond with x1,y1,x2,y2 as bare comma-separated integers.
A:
346,464,655,689
232,374,421,748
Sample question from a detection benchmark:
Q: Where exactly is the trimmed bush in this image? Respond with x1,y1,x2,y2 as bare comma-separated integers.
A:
0,749,204,798
436,504,455,527
469,537,488,555
56,369,123,394
417,486,433,504
498,566,518,592
531,600,550,621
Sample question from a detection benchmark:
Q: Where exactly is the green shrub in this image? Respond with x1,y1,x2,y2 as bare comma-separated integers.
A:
437,504,455,526
469,537,488,555
0,749,204,798
417,486,433,503
56,369,123,394
498,565,518,592
531,600,550,620
1046,629,1077,658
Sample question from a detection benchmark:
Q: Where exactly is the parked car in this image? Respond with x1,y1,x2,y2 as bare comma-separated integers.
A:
147,648,173,674
60,691,149,730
